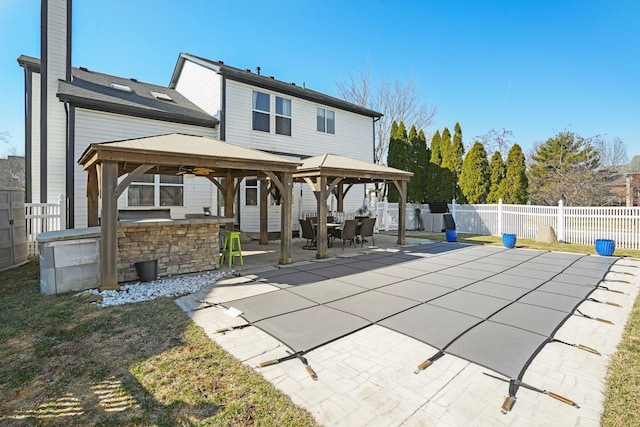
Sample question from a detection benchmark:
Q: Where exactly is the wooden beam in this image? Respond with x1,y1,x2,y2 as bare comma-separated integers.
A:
260,179,269,245
100,161,119,290
393,179,408,245
279,172,293,264
302,177,317,194
336,182,344,212
224,172,235,219
205,176,225,194
86,165,99,227
316,175,329,259
114,164,154,199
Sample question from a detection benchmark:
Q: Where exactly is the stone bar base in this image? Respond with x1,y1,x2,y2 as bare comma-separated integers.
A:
117,218,222,282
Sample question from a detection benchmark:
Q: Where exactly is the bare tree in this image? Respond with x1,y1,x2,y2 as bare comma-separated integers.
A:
0,131,25,188
594,136,629,168
474,128,513,156
336,63,437,164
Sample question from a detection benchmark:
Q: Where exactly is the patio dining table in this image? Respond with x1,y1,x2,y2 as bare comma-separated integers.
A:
314,222,341,248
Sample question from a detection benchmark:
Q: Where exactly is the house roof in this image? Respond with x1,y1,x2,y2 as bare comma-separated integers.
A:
17,55,217,128
170,53,384,119
78,133,300,175
294,153,412,183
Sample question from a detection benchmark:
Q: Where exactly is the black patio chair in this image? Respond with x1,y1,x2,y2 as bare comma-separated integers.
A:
359,217,376,247
332,219,358,249
300,219,316,249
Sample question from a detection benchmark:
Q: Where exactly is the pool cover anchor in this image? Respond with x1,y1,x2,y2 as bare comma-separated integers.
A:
415,351,445,374
551,338,601,355
483,372,580,413
215,323,252,334
575,309,615,325
259,351,318,381
587,297,622,307
597,285,626,294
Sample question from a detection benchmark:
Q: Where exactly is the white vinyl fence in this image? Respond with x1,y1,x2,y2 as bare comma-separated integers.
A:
376,199,640,250
25,194,65,256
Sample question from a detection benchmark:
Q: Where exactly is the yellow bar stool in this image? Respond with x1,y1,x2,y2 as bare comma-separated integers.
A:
220,231,243,267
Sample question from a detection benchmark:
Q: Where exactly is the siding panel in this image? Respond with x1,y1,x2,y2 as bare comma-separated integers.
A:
224,80,374,161
73,109,218,228
174,61,221,117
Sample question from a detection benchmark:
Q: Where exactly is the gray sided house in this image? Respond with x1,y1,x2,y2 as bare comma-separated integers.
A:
20,1,382,234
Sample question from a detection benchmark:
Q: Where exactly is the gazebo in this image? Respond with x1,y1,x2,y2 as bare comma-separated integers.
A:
293,153,413,259
78,133,300,290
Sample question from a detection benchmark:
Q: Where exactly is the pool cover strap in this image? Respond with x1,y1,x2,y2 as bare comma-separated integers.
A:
551,338,601,355
587,297,622,307
415,351,445,374
597,285,625,294
575,309,615,324
483,372,580,413
259,351,318,381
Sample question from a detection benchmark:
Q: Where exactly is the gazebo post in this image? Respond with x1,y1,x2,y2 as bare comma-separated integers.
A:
279,172,293,264
336,183,344,213
395,180,407,245
100,160,119,290
259,178,269,244
316,176,329,259
223,173,235,221
87,165,99,227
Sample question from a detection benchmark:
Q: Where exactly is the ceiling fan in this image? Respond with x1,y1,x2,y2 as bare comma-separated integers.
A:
177,166,215,177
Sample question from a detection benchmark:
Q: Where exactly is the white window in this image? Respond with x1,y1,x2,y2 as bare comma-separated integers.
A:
317,108,335,134
245,178,258,206
252,91,270,132
275,96,292,136
128,174,184,207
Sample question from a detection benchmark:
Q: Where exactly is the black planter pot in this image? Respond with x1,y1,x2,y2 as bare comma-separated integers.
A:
135,260,158,282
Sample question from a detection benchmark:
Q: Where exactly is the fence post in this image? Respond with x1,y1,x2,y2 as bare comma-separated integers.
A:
58,193,66,230
451,199,457,228
382,198,389,231
498,199,503,235
557,199,565,242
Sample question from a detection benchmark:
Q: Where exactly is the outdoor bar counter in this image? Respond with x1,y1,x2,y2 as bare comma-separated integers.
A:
38,215,233,294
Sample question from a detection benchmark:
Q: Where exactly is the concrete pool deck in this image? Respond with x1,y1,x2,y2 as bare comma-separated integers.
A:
176,235,639,426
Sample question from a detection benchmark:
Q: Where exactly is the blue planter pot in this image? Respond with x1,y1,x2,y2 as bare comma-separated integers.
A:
595,239,615,256
502,233,517,248
445,230,457,242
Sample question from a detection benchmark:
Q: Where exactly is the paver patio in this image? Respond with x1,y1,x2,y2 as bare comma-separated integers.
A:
176,235,639,426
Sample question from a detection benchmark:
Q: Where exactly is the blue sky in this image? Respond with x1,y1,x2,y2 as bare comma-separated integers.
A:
1,0,638,159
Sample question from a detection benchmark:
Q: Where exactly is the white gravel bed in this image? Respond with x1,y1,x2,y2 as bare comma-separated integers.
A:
77,271,228,307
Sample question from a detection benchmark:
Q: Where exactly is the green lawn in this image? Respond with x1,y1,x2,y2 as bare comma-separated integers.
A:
0,260,318,426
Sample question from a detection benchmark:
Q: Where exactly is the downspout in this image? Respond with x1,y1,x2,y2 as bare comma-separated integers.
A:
24,68,32,203
40,0,48,203
64,100,75,228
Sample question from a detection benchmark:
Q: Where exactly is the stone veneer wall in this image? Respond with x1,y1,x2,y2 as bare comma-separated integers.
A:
117,221,220,282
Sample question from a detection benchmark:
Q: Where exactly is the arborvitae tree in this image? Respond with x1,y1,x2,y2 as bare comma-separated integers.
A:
459,142,490,204
440,127,452,169
450,122,465,199
418,129,430,202
430,130,442,165
387,121,410,202
407,125,429,203
439,126,457,202
487,151,506,203
502,143,528,204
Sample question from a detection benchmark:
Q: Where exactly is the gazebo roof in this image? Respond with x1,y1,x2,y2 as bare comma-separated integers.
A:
294,153,413,183
78,133,301,176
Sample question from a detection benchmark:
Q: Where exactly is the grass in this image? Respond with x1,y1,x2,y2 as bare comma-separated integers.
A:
0,260,318,426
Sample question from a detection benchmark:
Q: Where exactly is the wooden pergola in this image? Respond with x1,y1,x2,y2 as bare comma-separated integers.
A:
77,133,301,290
293,153,413,259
